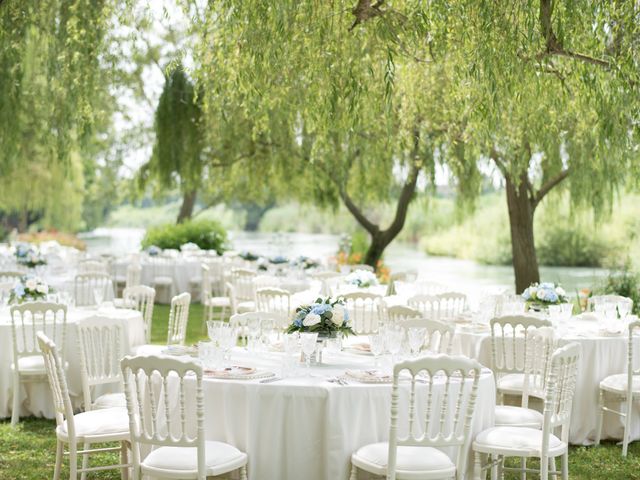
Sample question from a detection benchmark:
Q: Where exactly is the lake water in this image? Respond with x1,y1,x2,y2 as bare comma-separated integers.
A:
79,227,610,294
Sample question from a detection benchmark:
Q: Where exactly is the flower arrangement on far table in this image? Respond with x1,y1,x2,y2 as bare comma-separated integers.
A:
522,282,568,310
286,297,355,337
13,243,47,269
9,276,52,304
269,255,289,265
293,256,320,270
239,251,260,261
346,269,379,288
146,245,161,256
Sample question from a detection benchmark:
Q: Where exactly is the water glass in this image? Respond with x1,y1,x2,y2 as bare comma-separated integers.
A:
300,332,318,376
407,328,426,356
369,334,385,367
385,327,404,363
93,288,104,309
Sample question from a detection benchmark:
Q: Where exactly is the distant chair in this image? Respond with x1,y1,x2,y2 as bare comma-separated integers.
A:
76,316,126,411
436,292,467,319
114,262,142,297
342,292,383,334
123,285,156,344
385,305,422,325
10,302,68,426
399,317,456,354
201,264,231,325
149,256,175,304
38,332,130,480
229,268,257,314
407,294,440,319
74,272,113,307
0,270,23,284
120,355,248,480
167,292,191,346
256,287,291,329
77,259,108,275
415,280,447,295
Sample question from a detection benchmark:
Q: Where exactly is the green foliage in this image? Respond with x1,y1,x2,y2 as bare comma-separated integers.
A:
599,268,640,315
140,219,228,254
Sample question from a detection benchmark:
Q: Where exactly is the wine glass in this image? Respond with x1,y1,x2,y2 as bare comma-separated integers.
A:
407,328,426,357
369,334,385,367
93,287,104,309
246,316,261,351
300,332,318,376
282,332,300,377
386,327,404,365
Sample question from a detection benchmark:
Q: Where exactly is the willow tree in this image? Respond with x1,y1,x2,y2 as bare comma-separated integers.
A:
139,66,205,223
188,1,468,268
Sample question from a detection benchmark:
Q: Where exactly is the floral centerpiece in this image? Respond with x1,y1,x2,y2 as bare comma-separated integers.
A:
521,282,568,310
269,255,289,265
286,297,354,338
346,269,379,288
13,243,47,268
8,276,52,304
239,251,260,261
146,245,161,257
292,256,320,270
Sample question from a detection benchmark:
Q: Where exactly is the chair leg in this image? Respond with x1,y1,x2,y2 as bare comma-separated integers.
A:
561,452,569,480
550,456,557,478
520,457,527,480
68,441,78,480
490,455,498,480
239,465,248,480
623,394,633,457
349,463,358,480
595,389,604,446
11,372,21,426
473,452,483,480
53,440,63,480
80,442,89,480
120,442,129,480
541,455,549,480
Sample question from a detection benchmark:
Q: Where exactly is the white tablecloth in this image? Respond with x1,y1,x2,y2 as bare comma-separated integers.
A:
154,348,495,480
0,306,145,419
452,315,640,445
114,258,201,295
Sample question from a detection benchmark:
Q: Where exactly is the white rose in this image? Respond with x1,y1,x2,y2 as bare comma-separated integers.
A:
332,305,345,325
25,279,37,290
36,284,48,294
555,286,566,297
529,287,538,299
302,313,321,327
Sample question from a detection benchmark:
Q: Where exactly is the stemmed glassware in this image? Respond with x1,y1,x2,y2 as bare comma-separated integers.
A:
246,316,261,351
407,327,426,357
282,332,300,377
369,334,385,367
385,326,404,365
300,332,318,376
93,287,104,309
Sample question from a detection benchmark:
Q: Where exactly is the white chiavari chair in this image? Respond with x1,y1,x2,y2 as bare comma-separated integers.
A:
407,294,440,319
256,287,291,329
351,354,483,480
596,320,640,456
38,332,131,480
436,292,467,319
473,342,581,480
201,264,230,325
76,316,126,412
342,292,383,335
167,292,191,346
74,272,113,307
229,268,257,314
123,285,156,344
400,317,456,354
120,355,248,480
149,255,175,304
490,315,553,404
415,280,447,295
0,270,23,284
77,259,108,275
10,301,68,426
386,305,422,325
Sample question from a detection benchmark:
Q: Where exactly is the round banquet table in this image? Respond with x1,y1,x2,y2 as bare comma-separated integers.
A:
150,348,495,480
0,305,145,419
452,314,640,445
113,258,201,296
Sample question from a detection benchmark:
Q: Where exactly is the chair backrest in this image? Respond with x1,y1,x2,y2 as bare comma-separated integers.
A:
74,272,113,307
490,315,552,377
123,285,156,344
229,311,281,338
342,292,383,334
0,270,23,284
201,260,225,302
167,292,191,346
125,263,142,289
229,268,257,302
149,256,175,280
407,294,440,319
121,355,205,476
10,302,68,363
588,294,633,311
76,316,125,410
415,280,447,295
541,342,581,447
256,287,291,329
436,292,467,319
386,305,422,325
400,317,456,354
77,259,108,274
521,327,557,407
37,332,75,431
387,354,483,480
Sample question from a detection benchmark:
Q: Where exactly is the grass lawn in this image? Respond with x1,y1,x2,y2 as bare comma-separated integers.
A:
2,304,640,479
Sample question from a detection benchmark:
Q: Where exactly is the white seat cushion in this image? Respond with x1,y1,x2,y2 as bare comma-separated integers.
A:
496,373,526,394
474,426,566,457
56,407,129,441
237,301,255,313
142,440,247,476
206,297,231,307
352,442,455,477
93,392,126,409
494,405,543,428
14,356,46,375
600,373,640,395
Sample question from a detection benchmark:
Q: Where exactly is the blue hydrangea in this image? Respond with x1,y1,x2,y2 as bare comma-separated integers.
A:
311,303,332,315
13,284,25,297
294,318,303,327
521,288,531,300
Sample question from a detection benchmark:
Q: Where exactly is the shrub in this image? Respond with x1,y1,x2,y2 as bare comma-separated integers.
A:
598,266,640,315
141,220,228,254
536,224,611,267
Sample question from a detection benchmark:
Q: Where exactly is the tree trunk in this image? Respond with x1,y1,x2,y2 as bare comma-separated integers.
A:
364,231,393,268
243,201,275,231
177,189,197,224
505,174,540,293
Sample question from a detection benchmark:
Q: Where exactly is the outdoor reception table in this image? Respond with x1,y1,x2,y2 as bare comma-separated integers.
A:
152,348,495,480
452,314,640,445
113,257,201,294
0,306,145,419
